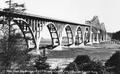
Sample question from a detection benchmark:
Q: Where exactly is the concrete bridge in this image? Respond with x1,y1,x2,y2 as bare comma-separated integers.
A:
0,11,106,55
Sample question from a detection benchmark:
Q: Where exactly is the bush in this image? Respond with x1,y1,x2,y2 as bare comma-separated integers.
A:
0,33,29,69
74,55,91,65
105,51,120,72
34,56,50,70
112,31,120,41
64,55,103,72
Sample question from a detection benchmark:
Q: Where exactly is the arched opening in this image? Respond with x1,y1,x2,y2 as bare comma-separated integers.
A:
13,19,36,50
84,27,90,44
92,27,98,42
0,19,30,51
39,23,59,49
75,27,83,45
61,25,73,46
47,23,60,47
99,30,104,42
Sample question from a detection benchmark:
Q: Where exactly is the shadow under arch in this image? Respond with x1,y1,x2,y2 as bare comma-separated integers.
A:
75,26,83,45
39,22,60,49
61,25,73,46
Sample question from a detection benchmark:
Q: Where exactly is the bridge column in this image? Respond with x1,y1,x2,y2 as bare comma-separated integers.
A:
88,31,93,45
87,26,93,45
99,33,105,42
81,28,86,46
83,27,90,45
102,31,107,42
78,33,84,46
92,33,96,43
59,36,62,46
99,34,102,42
105,32,107,42
35,20,40,51
96,31,100,43
73,35,76,46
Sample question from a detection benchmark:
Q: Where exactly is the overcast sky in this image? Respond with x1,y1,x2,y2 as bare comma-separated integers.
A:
0,0,120,32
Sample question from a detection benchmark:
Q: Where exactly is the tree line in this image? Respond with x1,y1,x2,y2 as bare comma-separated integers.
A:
112,30,120,41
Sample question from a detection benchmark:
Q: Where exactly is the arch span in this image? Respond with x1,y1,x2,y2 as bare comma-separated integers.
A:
13,19,37,51
47,23,60,47
0,18,37,52
39,22,60,49
75,26,83,45
61,25,73,46
84,27,90,44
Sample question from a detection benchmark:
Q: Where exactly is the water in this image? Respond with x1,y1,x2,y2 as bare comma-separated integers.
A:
46,44,120,69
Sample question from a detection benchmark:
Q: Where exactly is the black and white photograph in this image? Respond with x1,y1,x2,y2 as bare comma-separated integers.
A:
0,0,120,74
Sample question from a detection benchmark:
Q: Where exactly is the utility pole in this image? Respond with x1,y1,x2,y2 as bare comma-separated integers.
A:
9,0,12,10
4,0,26,48
8,0,12,35
7,0,12,50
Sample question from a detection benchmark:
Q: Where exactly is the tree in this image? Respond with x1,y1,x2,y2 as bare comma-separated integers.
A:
112,31,120,41
64,62,78,71
0,0,50,70
0,0,28,69
3,0,26,13
81,61,104,71
64,55,91,71
33,56,50,70
105,51,120,73
74,55,91,65
64,55,104,72
0,33,30,69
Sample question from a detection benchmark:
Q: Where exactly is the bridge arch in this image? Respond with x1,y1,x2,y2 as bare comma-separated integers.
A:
13,19,37,51
61,24,73,46
84,27,90,44
75,26,83,45
46,22,60,47
0,18,37,52
39,22,60,49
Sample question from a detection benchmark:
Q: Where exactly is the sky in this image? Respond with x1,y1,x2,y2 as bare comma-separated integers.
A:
0,0,120,32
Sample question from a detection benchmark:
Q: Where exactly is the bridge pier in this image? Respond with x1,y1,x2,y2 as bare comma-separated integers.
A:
96,31,100,43
87,30,93,45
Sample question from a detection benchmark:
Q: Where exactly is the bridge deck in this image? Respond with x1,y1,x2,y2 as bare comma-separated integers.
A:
0,11,89,27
